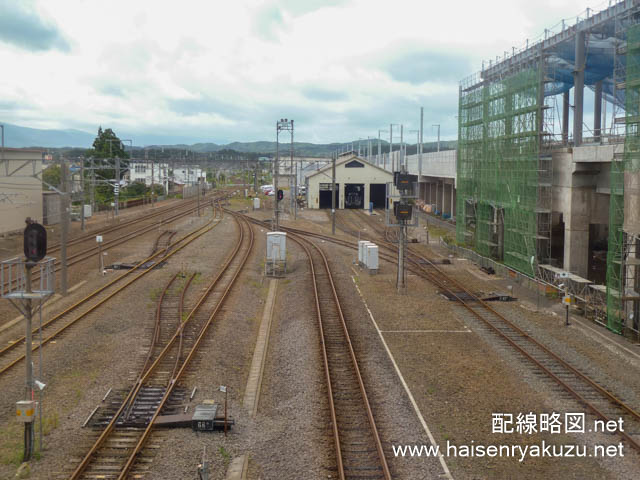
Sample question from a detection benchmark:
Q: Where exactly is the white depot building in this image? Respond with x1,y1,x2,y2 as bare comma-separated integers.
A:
305,153,393,209
173,166,204,185
128,161,169,192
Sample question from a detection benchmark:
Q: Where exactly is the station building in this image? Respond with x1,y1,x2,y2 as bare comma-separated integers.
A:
305,153,392,210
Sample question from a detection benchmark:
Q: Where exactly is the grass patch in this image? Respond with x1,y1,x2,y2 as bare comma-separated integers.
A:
0,421,24,466
149,286,163,301
218,446,231,465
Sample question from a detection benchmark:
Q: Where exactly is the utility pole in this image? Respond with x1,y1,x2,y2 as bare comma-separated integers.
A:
385,123,395,172
197,178,201,216
290,122,294,217
400,124,404,170
292,124,297,220
396,163,409,294
115,157,120,217
433,124,441,152
60,158,69,295
331,151,336,235
419,107,424,176
378,130,382,166
275,119,293,229
254,162,258,192
24,263,34,460
274,125,280,231
80,158,85,231
90,157,95,213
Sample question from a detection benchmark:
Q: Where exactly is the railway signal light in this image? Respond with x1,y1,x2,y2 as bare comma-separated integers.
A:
393,172,417,191
277,189,284,201
393,202,413,221
24,222,47,262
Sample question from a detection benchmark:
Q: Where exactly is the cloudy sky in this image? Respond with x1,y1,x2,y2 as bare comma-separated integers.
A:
0,0,595,145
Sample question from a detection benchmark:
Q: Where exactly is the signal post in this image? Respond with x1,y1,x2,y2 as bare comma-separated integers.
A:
1,219,55,461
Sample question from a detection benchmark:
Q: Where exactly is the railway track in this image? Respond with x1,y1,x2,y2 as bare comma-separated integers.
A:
150,230,176,255
0,205,224,379
69,210,254,480
322,210,640,455
242,210,640,455
72,272,194,478
1,197,217,297
45,195,208,254
284,229,390,480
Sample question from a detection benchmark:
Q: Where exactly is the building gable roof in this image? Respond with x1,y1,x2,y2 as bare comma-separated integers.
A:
305,154,392,180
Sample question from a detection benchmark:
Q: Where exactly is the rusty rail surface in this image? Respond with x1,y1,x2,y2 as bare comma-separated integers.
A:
286,229,391,480
245,210,640,455
0,204,224,378
70,210,254,480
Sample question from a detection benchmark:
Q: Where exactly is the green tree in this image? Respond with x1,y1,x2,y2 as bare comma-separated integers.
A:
91,126,128,158
42,164,61,189
84,127,130,206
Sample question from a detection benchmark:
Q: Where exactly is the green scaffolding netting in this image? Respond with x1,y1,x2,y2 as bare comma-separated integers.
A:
606,23,640,334
457,67,542,276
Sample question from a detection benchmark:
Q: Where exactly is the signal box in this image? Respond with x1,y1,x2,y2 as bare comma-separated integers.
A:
393,172,417,191
394,202,413,221
24,223,47,262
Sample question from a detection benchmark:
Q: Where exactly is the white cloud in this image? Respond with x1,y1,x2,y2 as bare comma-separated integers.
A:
0,0,592,144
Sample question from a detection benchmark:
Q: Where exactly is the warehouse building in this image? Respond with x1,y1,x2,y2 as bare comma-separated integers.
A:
0,148,43,235
305,153,392,209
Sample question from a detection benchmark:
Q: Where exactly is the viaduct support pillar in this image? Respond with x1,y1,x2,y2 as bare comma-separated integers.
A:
594,80,603,142
562,91,570,145
573,30,586,146
563,188,590,279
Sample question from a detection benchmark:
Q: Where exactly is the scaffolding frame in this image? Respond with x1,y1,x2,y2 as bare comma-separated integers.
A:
457,54,553,276
607,21,640,335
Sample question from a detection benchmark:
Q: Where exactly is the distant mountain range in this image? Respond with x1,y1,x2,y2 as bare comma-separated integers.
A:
0,122,95,149
1,122,456,156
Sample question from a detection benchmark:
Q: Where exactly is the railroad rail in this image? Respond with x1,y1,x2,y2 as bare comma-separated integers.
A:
283,228,390,480
314,210,640,455
0,204,224,378
1,197,218,298
150,230,176,255
338,209,640,454
75,272,195,477
242,210,640,454
406,249,640,454
70,210,255,480
45,195,208,254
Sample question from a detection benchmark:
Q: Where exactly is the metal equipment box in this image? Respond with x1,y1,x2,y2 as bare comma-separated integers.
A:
266,231,287,276
83,204,92,218
192,404,218,431
253,197,260,210
358,240,373,264
394,202,413,221
267,232,287,261
16,400,36,423
365,244,379,271
266,232,286,261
